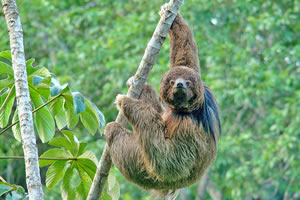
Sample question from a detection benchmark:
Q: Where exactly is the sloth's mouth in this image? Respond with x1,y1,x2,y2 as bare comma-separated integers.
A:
171,89,189,108
174,89,186,99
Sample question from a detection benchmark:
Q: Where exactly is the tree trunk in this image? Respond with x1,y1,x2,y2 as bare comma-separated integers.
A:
2,0,44,199
87,0,184,199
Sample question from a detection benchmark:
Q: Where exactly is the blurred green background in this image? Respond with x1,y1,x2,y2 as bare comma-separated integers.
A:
0,0,299,199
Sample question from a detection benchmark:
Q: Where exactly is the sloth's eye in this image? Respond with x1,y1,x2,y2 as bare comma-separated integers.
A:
170,80,175,86
186,81,191,87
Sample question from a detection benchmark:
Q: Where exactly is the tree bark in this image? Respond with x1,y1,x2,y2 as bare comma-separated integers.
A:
87,0,184,199
2,1,44,199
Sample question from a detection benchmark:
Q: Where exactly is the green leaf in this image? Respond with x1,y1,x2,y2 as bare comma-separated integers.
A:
72,92,86,114
28,71,52,99
39,149,72,167
61,130,78,147
106,173,120,200
30,88,55,143
0,78,14,91
32,75,45,87
75,170,91,200
26,58,35,69
48,137,74,154
78,150,98,165
107,172,116,191
60,166,76,200
31,75,52,99
76,158,97,180
12,109,21,142
48,97,67,130
27,64,50,78
79,99,100,135
107,179,120,200
0,182,25,200
0,87,15,128
62,86,79,129
46,160,67,190
0,61,13,76
0,50,12,61
5,190,26,200
101,192,112,200
91,102,105,128
0,182,14,196
50,78,62,97
77,142,88,157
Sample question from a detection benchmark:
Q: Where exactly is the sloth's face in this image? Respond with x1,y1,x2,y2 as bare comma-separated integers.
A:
167,77,194,109
160,66,203,112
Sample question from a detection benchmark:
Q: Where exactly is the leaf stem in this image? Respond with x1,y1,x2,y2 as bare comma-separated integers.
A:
0,84,15,112
0,156,77,160
32,93,62,113
0,93,62,136
0,120,18,136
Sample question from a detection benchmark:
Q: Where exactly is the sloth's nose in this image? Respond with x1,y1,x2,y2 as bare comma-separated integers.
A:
177,82,184,88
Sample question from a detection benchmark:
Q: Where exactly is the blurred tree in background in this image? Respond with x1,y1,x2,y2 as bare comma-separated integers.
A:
0,0,299,199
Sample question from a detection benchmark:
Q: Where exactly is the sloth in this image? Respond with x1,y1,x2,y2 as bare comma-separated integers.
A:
105,7,221,197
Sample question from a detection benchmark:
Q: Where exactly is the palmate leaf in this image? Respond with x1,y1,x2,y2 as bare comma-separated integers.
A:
46,160,68,190
0,87,15,128
30,88,55,143
43,131,100,199
39,149,72,167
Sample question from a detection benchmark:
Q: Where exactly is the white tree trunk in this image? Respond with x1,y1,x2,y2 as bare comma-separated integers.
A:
2,0,44,199
87,0,184,199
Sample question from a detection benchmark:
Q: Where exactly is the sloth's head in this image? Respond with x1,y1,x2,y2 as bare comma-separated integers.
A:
160,66,204,112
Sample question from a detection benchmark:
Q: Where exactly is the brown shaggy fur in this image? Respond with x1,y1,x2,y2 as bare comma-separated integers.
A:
105,13,221,196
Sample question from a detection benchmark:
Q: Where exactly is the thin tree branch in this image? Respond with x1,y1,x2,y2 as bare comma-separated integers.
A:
32,93,62,113
0,120,18,136
87,1,184,199
1,0,44,199
0,156,77,160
